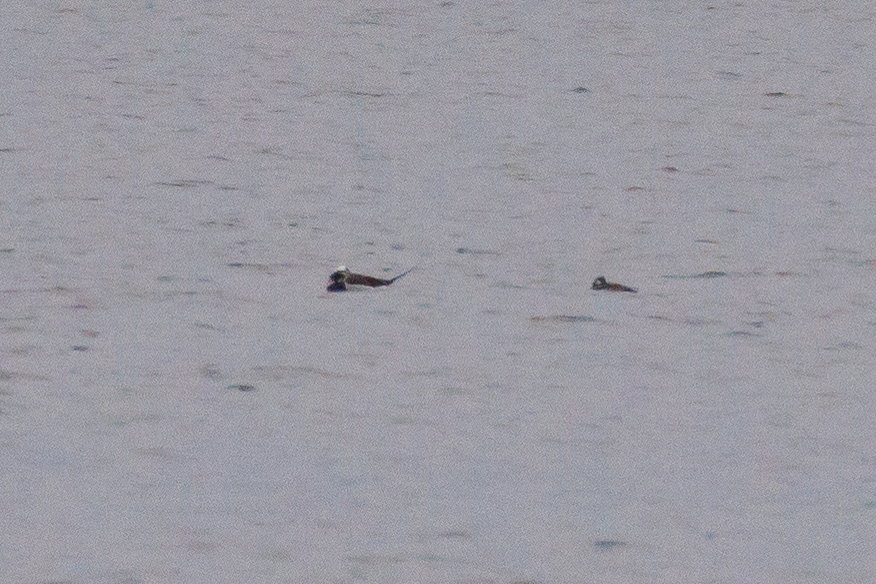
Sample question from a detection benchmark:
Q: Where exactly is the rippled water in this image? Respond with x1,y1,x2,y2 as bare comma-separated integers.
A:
2,1,875,583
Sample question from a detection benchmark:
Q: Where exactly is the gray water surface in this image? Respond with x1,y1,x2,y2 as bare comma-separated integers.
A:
2,1,875,583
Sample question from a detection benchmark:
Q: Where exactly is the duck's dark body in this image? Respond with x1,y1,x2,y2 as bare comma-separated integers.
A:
591,276,637,293
327,266,413,292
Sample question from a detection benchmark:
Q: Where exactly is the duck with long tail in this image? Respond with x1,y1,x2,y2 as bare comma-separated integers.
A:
327,266,415,292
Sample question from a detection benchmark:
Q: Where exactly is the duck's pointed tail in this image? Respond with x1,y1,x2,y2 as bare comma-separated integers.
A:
390,266,416,284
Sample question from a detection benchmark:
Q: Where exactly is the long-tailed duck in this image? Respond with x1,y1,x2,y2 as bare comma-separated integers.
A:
591,276,637,293
327,266,414,292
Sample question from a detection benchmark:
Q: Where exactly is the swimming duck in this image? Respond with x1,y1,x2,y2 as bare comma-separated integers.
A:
591,276,637,293
327,266,414,292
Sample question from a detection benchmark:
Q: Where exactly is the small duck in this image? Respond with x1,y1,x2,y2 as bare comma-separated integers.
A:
327,266,414,292
591,276,637,293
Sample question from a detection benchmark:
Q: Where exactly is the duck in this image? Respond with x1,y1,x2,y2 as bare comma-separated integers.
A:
327,266,414,292
591,276,636,293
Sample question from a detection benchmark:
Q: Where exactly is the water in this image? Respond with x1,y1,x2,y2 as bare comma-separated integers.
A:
2,1,875,583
